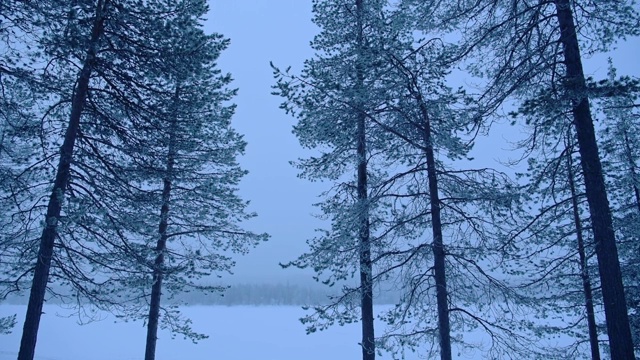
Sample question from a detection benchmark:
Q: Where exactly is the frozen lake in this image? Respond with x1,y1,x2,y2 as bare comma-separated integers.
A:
0,305,424,360
0,304,583,359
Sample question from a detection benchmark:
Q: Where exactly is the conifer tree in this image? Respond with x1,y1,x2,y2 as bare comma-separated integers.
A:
277,1,546,358
506,89,604,358
0,1,265,359
405,1,640,356
596,62,640,353
108,4,267,358
274,1,391,358
367,33,552,360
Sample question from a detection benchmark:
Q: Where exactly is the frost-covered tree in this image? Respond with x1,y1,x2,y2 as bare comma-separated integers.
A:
104,5,267,359
596,61,640,353
10,2,172,356
365,31,555,360
5,1,167,357
274,1,382,358
276,1,549,359
0,0,51,337
0,1,265,359
505,88,604,358
404,0,640,356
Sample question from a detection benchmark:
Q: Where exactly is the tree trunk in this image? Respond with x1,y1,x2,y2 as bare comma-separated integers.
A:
143,182,170,360
17,2,107,359
566,137,601,360
421,106,452,360
355,1,375,359
357,109,375,360
554,1,635,358
144,88,179,360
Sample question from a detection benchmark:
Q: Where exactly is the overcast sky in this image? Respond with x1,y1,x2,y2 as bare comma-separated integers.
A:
204,0,640,284
205,1,321,283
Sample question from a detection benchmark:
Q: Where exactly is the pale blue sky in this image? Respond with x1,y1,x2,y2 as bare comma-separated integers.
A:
204,0,640,283
206,1,322,282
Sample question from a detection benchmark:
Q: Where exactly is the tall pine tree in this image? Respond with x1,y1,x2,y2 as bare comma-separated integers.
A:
406,1,640,356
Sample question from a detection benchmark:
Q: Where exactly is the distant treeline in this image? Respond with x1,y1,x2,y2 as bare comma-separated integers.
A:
3,282,402,307
174,282,401,306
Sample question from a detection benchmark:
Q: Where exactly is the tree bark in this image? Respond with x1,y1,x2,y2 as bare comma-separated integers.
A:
355,1,375,359
144,88,179,360
17,2,107,359
420,105,452,360
554,1,635,358
566,138,601,360
357,107,375,360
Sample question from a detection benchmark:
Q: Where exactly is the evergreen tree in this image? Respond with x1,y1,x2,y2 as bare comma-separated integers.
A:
506,89,604,358
275,0,384,357
596,61,640,353
102,5,267,357
367,30,549,360
407,1,640,356
0,1,264,359
277,1,545,358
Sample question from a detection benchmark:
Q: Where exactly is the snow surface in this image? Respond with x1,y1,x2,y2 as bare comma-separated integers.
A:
0,304,575,360
1,305,425,360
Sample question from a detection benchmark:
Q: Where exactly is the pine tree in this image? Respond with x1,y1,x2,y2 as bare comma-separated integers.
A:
596,61,640,353
109,5,267,357
506,88,605,358
0,1,265,359
274,1,382,357
277,1,546,358
409,1,640,356
367,32,550,360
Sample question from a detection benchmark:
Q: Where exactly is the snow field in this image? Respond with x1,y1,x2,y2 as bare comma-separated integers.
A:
0,304,579,360
1,305,413,360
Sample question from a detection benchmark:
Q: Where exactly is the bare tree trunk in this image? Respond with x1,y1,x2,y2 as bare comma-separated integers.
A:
566,137,601,360
355,1,375,359
17,2,107,359
143,180,171,360
356,0,376,360
357,108,375,360
554,1,635,358
421,108,452,360
144,89,179,360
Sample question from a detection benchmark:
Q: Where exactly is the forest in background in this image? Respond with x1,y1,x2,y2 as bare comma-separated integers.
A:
2,281,402,306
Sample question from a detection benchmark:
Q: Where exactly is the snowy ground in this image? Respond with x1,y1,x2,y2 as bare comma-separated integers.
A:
1,305,425,360
0,304,578,360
